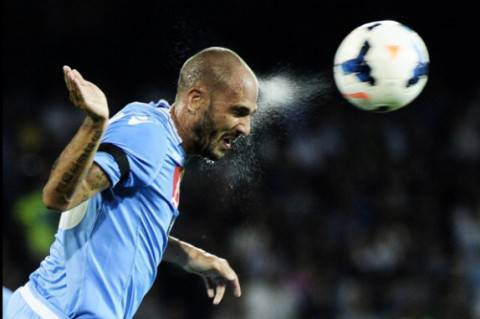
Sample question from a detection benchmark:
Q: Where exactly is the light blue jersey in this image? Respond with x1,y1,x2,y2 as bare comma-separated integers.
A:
12,100,186,318
3,287,12,316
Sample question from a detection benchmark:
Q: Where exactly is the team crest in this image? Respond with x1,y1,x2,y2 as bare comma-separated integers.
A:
172,166,184,208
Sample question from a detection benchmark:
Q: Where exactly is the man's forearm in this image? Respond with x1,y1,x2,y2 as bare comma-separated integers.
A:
42,117,107,210
164,236,201,268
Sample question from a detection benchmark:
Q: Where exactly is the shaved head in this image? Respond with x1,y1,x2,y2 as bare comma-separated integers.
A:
171,47,258,160
176,47,257,96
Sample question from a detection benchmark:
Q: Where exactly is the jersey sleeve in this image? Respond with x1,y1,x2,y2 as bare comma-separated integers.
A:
93,108,169,189
94,150,123,187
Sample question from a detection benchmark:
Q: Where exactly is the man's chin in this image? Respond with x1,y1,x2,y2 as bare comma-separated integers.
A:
210,152,226,161
201,149,225,161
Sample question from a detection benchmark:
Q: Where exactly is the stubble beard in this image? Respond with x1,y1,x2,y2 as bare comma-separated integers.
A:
191,109,221,161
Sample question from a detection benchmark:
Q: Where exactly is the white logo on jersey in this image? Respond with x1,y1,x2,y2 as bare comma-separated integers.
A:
109,111,125,124
128,115,152,126
58,200,89,230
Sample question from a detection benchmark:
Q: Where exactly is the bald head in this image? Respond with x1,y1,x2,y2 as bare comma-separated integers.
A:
171,47,258,160
176,47,257,96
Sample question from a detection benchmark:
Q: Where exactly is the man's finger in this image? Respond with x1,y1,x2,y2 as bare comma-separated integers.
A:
221,264,242,297
63,66,73,92
229,274,241,297
69,73,82,91
67,78,85,107
72,69,84,81
203,278,214,299
213,284,226,305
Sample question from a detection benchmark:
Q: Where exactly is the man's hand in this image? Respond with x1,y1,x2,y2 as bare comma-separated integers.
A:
63,65,109,122
184,250,241,305
164,237,241,305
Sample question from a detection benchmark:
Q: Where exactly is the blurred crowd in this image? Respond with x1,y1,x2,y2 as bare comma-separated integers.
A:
3,77,479,319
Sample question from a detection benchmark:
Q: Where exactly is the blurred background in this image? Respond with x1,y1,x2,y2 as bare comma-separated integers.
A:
3,1,479,318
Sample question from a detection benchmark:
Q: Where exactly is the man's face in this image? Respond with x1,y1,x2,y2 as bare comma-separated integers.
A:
193,76,258,160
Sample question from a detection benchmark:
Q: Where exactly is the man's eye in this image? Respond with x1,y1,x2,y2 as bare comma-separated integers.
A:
233,109,249,117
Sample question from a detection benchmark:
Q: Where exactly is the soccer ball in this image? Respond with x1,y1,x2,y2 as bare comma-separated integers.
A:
333,20,429,112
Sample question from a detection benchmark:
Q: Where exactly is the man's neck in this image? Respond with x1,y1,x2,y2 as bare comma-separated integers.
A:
170,103,192,153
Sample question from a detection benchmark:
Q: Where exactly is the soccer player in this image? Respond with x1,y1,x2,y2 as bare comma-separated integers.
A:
6,47,258,318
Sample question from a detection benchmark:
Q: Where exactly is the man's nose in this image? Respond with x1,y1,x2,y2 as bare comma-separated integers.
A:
237,117,251,136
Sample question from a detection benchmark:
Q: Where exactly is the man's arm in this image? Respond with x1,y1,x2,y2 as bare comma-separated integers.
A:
42,66,111,211
164,236,241,305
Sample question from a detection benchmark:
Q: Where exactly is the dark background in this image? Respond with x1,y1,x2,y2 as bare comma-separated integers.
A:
3,1,479,318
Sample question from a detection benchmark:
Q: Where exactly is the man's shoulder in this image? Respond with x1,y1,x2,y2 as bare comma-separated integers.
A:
123,100,169,115
110,100,171,127
104,100,181,151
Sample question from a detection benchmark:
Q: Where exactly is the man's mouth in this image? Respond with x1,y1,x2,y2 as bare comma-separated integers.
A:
221,135,237,150
222,136,232,149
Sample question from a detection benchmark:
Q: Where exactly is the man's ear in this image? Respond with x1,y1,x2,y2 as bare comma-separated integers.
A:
186,87,209,115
